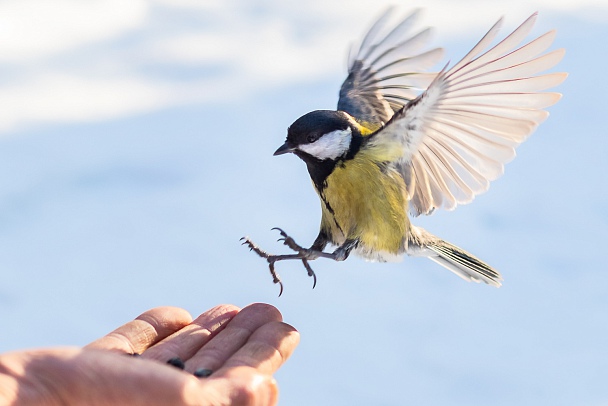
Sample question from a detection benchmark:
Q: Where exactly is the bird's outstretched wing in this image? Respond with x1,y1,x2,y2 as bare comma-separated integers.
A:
337,8,444,129
367,13,567,216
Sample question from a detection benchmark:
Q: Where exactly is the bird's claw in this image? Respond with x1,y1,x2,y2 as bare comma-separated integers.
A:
272,228,308,255
268,261,284,297
302,259,317,289
277,280,284,297
240,237,269,257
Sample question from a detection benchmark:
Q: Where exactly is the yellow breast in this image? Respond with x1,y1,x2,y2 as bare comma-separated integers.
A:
317,148,410,256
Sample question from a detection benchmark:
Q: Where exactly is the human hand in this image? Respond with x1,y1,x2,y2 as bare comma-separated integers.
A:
0,303,299,405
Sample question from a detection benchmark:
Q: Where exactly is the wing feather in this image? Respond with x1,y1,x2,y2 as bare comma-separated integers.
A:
339,9,444,126
351,7,397,67
448,18,503,73
368,28,433,68
449,49,565,88
441,92,562,109
461,13,537,67
365,13,567,216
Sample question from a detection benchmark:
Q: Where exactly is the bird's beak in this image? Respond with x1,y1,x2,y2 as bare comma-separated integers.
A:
273,142,295,156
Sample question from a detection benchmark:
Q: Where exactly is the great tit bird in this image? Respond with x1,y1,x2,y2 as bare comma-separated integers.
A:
242,9,566,295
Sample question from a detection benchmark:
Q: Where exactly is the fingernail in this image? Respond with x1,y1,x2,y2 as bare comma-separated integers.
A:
167,357,186,369
194,368,213,378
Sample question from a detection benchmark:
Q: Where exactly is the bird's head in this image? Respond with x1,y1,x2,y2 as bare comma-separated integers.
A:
274,110,359,163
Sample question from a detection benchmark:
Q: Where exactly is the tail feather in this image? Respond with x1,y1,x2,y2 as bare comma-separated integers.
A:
408,227,503,287
427,241,502,287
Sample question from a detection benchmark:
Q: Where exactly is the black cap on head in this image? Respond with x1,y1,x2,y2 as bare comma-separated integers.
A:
286,110,351,146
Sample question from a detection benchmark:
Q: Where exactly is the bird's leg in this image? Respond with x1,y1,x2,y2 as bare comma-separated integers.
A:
280,232,358,262
274,228,329,289
241,229,360,295
241,228,331,294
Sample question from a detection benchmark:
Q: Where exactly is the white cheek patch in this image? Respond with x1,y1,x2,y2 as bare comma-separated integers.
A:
298,128,352,160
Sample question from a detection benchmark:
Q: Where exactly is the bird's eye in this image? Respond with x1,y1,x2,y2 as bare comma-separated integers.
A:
307,134,317,143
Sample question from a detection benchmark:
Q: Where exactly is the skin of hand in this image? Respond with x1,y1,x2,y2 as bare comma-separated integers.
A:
0,303,300,406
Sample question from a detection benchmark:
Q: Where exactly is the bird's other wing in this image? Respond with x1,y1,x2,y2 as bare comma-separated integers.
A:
367,13,567,216
337,8,444,130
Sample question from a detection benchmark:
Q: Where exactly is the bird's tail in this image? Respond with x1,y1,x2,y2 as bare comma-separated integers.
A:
407,227,503,287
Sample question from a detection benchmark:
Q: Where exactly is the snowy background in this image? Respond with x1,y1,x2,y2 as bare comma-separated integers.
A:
1,1,606,405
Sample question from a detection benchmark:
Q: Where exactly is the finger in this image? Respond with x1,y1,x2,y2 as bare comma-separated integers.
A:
211,321,299,377
85,307,192,354
184,302,283,374
143,304,240,363
196,366,279,406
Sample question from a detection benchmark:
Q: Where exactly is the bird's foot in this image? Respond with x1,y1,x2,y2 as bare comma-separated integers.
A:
272,227,320,261
240,236,285,296
241,228,319,295
272,228,318,287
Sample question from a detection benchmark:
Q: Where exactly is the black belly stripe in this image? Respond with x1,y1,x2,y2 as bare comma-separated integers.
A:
319,191,344,235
